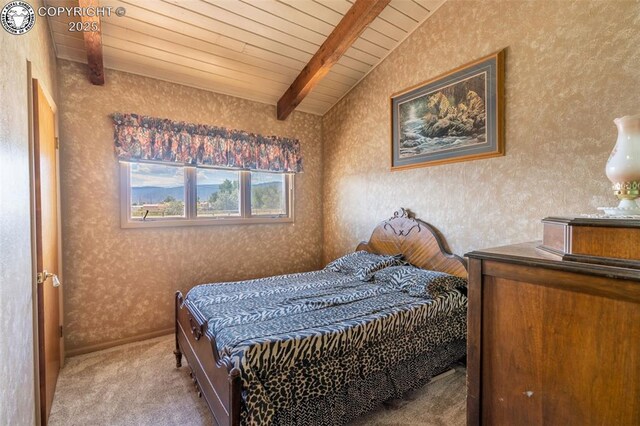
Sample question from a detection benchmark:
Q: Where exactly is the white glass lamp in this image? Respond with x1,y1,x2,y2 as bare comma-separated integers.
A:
599,114,640,216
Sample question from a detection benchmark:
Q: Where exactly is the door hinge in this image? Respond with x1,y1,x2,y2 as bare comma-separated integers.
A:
55,137,59,149
59,325,63,338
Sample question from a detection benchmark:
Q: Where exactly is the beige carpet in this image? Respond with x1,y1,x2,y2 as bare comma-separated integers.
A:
49,335,465,426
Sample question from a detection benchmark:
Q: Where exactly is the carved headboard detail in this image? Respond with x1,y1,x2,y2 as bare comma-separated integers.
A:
356,208,467,278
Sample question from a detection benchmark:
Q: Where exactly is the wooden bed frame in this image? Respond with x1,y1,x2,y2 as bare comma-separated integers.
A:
174,208,467,425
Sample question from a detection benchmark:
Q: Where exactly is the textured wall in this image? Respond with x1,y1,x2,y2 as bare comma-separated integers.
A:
0,1,58,424
57,60,323,353
322,0,640,263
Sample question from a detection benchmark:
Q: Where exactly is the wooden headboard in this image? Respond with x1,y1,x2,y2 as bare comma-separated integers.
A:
356,208,467,278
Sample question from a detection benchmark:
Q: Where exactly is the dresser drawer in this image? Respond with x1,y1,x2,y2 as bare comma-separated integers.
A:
466,242,640,426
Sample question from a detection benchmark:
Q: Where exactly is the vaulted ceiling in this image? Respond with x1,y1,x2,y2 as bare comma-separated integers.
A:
46,0,445,116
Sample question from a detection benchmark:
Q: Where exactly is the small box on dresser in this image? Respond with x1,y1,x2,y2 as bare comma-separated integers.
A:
466,241,640,426
539,216,640,268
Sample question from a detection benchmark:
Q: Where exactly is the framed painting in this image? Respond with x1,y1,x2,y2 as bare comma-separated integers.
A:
391,50,505,170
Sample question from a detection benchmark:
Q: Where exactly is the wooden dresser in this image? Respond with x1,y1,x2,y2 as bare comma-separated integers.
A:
466,242,640,426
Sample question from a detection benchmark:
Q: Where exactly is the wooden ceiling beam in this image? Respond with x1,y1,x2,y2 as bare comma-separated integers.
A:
79,0,105,85
276,0,390,120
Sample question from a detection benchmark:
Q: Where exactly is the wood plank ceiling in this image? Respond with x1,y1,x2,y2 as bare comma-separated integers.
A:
46,0,446,116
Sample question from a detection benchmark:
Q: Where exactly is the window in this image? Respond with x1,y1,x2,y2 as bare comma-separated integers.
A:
120,163,293,228
251,172,287,216
196,169,240,217
130,163,185,219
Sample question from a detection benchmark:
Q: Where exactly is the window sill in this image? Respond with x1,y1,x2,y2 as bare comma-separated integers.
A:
121,216,293,229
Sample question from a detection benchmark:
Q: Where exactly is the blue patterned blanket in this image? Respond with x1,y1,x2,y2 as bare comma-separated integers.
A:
186,268,467,425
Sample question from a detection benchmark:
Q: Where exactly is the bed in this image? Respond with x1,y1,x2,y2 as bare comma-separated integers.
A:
174,208,468,425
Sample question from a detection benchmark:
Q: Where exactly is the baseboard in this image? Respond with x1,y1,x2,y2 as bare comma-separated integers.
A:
429,368,456,383
65,328,174,357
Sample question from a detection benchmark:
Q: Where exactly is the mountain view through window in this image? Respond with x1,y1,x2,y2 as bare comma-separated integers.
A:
251,172,286,216
130,163,185,218
126,163,291,224
197,169,240,217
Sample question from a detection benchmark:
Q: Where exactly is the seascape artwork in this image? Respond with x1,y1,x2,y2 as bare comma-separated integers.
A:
398,73,487,159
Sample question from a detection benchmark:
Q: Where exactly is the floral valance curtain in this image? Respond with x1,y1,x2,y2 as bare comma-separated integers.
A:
111,113,303,173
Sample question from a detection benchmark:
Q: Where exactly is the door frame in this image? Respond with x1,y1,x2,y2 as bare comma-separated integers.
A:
27,61,64,426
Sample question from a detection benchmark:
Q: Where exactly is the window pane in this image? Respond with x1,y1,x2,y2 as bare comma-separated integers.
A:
130,163,185,219
251,172,286,216
197,169,240,217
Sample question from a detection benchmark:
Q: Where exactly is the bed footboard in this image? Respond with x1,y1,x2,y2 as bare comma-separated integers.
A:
175,291,241,426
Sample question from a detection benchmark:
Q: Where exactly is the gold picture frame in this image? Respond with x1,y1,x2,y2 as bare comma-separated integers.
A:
391,50,505,170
